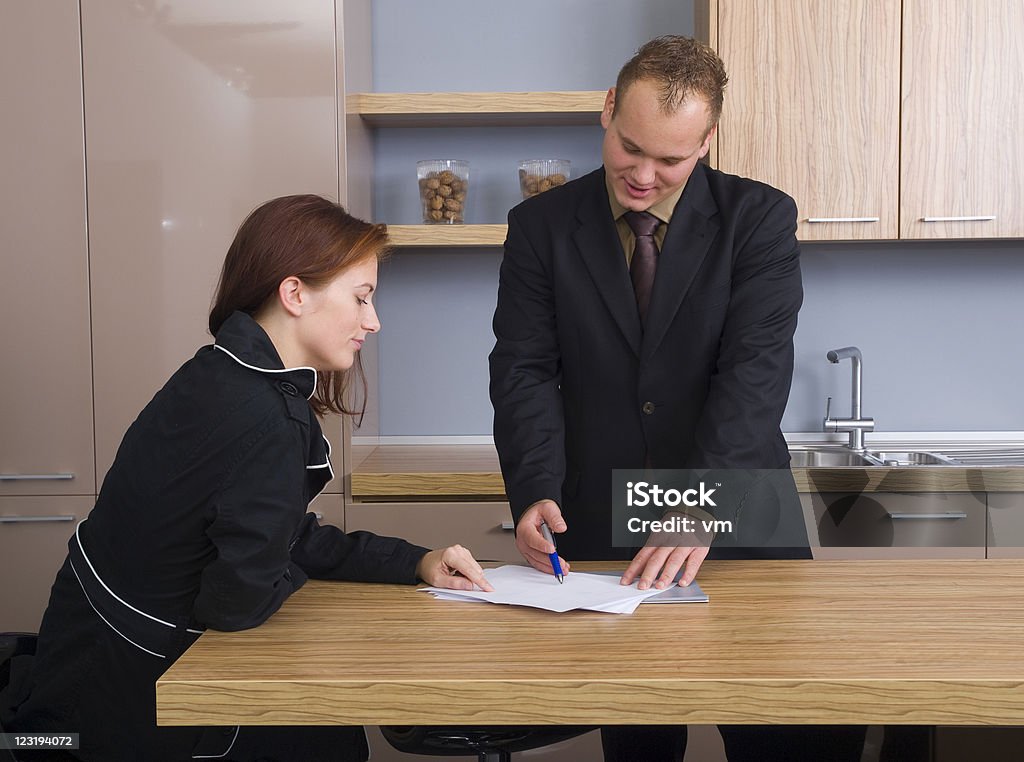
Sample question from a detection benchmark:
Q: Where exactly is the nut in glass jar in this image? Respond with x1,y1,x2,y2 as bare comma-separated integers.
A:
518,159,571,199
417,160,469,223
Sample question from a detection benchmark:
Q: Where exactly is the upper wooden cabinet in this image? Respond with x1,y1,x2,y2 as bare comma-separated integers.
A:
708,0,1024,240
715,0,900,241
900,0,1024,239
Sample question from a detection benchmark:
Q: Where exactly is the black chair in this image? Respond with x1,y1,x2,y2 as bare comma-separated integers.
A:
380,725,594,762
1,633,39,762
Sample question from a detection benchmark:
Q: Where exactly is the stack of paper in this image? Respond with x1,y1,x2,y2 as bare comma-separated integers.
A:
420,565,704,614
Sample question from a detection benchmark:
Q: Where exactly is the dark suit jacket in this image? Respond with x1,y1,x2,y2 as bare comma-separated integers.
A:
489,164,804,560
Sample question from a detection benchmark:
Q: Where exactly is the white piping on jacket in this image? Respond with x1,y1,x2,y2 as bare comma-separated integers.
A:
211,340,331,473
75,522,204,635
213,343,318,398
69,555,166,659
192,726,240,758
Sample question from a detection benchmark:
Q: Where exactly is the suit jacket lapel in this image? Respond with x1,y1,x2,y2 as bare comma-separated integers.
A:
642,164,720,359
571,170,642,356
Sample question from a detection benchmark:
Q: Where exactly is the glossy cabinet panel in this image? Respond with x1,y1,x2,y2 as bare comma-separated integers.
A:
0,496,92,632
0,2,95,496
81,0,344,491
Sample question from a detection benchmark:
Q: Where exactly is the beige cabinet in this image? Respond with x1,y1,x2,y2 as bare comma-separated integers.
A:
715,0,900,241
802,492,987,559
708,0,1024,240
79,0,346,497
986,492,1024,559
0,497,92,631
900,0,1024,239
0,2,94,497
0,1,95,633
346,501,520,562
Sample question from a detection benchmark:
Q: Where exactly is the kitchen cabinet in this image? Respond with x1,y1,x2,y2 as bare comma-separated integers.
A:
714,0,900,241
0,2,94,633
986,492,1024,559
802,492,987,559
900,0,1024,239
707,0,1024,240
0,496,92,631
80,0,347,498
345,501,519,562
0,2,94,498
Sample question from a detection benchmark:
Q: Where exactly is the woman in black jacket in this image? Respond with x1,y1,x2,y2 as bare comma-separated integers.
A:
9,195,493,761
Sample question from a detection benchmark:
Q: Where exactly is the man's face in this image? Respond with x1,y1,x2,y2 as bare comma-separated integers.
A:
600,78,716,212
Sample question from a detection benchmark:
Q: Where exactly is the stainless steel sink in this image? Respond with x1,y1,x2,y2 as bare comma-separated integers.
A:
789,445,1024,468
928,448,1024,466
788,448,880,467
868,450,960,466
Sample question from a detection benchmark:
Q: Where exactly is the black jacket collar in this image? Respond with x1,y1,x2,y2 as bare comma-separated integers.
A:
213,311,318,399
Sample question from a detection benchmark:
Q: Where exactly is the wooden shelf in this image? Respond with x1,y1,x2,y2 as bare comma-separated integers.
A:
385,224,506,248
355,91,602,247
350,445,504,498
348,90,605,127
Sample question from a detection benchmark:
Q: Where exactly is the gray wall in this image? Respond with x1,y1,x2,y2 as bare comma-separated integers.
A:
368,0,1024,436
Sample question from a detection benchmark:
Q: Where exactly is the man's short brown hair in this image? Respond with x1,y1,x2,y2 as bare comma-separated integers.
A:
614,35,728,130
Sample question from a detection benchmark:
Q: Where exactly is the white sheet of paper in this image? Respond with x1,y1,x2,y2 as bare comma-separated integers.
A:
419,565,669,614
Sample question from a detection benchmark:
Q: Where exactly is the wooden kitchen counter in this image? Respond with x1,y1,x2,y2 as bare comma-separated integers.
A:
157,559,1024,727
348,444,1024,499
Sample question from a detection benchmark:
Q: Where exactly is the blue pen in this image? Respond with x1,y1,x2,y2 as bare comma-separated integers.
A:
540,522,564,584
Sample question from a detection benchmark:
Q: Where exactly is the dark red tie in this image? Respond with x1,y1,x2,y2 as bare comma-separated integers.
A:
624,210,660,324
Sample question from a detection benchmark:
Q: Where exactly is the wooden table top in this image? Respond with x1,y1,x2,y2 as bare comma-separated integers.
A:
157,560,1024,727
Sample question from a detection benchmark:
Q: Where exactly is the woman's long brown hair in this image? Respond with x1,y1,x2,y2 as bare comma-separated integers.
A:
209,194,388,417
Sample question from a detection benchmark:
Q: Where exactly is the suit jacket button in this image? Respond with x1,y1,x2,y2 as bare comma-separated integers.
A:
642,401,655,415
280,381,299,397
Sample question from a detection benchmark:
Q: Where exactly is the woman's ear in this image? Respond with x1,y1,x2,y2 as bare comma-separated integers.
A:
277,276,304,317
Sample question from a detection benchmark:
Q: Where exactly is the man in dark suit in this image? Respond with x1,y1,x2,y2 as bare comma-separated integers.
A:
489,36,865,762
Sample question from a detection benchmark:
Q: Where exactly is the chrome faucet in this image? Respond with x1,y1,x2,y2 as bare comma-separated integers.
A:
823,346,874,451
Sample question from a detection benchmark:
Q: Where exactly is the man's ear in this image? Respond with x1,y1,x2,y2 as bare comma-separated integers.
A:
600,87,616,129
277,276,304,317
698,123,718,159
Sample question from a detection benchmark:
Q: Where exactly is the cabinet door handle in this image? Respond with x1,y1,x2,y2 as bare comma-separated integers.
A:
921,215,996,222
0,473,75,481
499,521,515,531
885,511,968,520
0,515,76,523
806,217,880,223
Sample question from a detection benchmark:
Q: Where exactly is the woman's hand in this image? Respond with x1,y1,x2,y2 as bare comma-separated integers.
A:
416,544,494,592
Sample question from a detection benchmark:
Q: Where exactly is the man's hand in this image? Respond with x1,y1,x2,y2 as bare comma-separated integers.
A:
621,545,709,590
515,499,571,578
416,544,494,592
